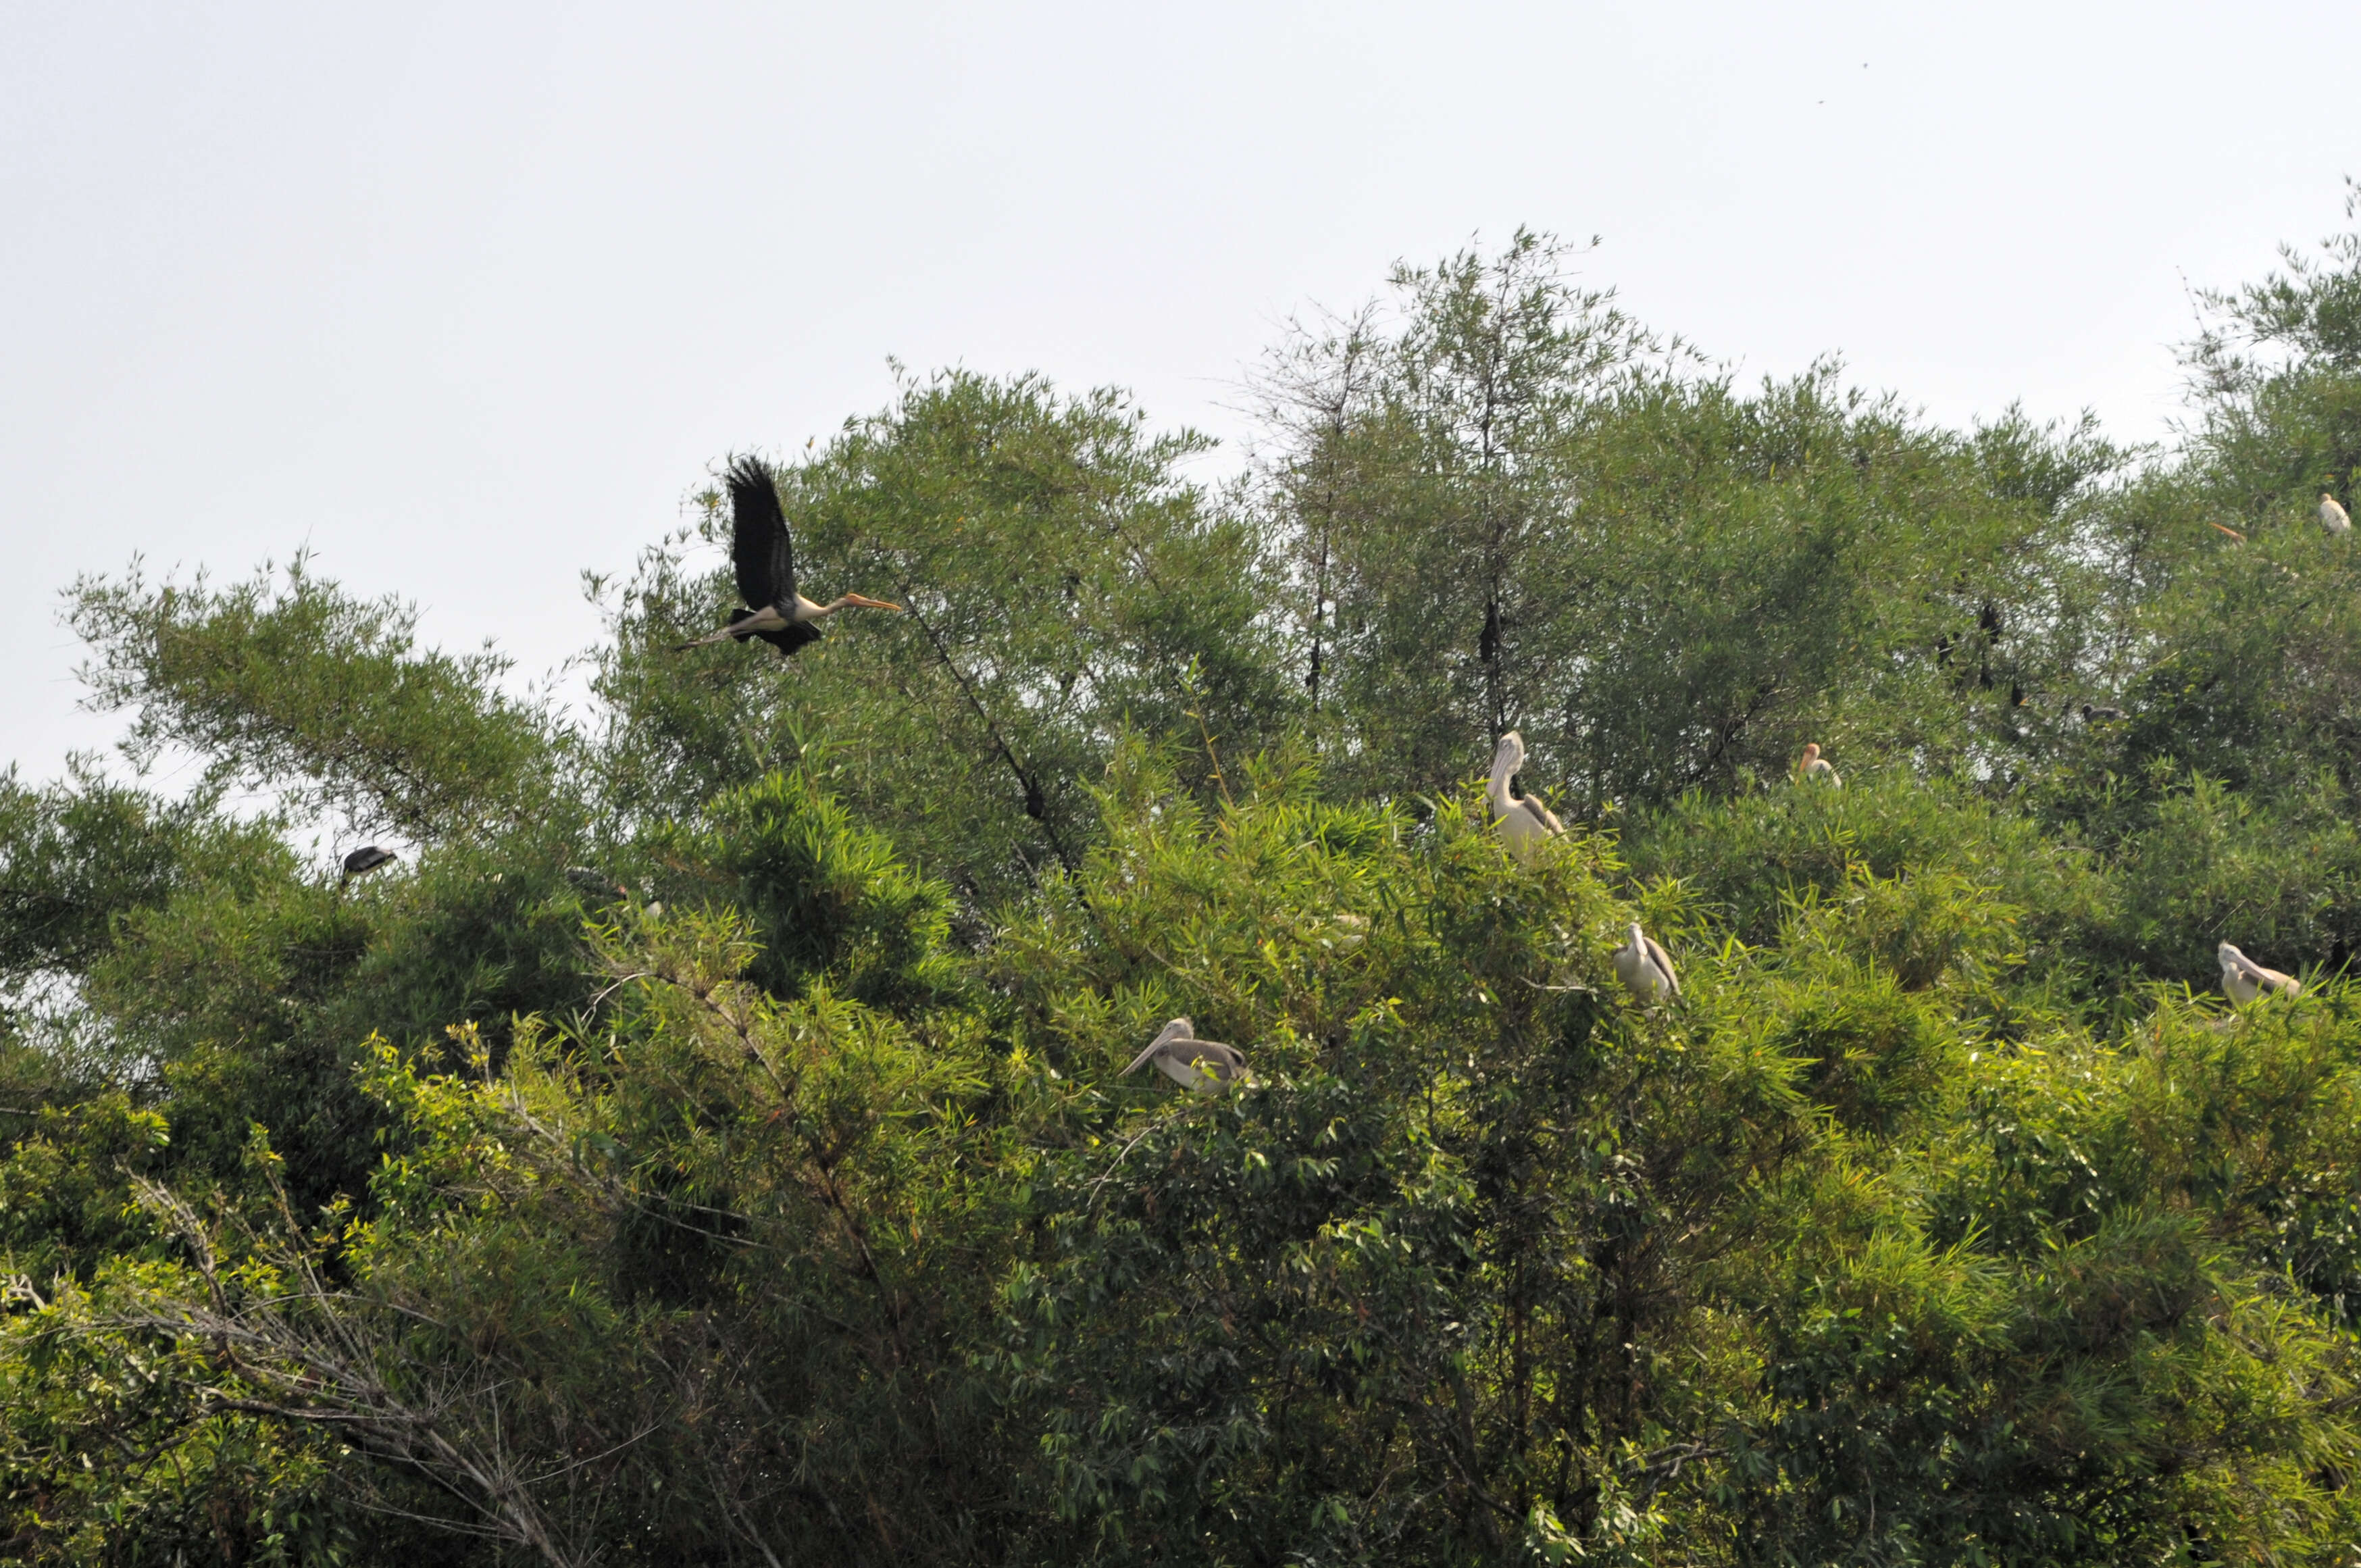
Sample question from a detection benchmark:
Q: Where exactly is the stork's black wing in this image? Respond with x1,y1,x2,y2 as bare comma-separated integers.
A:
726,457,796,612
752,622,825,659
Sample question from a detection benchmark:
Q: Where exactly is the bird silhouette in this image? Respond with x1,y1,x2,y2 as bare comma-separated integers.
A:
340,845,397,881
673,457,902,659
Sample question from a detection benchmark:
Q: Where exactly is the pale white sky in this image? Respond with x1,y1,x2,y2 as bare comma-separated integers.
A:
4,2,2354,784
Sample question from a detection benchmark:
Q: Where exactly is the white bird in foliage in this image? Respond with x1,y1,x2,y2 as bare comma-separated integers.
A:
672,457,903,658
1318,911,1369,951
1487,732,1564,862
1123,1018,1250,1093
1797,742,1842,787
1613,922,1680,1005
2322,492,2352,536
2218,942,2302,1005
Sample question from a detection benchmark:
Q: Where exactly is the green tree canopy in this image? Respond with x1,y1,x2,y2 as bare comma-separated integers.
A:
14,206,2361,1564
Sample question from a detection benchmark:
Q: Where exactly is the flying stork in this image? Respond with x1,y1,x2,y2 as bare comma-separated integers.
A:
1123,1017,1251,1093
672,456,902,657
2218,942,2301,1005
1487,731,1564,863
1614,922,1680,1005
1797,742,1842,787
2322,492,2353,536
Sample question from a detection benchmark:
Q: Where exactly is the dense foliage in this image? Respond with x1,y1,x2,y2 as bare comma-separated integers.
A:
10,199,2361,1563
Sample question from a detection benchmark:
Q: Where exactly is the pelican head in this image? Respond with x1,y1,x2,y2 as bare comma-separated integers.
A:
2217,941,2303,1005
1119,1017,1196,1078
2219,942,2257,1005
1801,742,1822,765
1492,730,1527,777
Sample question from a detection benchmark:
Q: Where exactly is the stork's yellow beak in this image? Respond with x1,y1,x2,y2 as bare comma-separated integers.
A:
845,594,903,611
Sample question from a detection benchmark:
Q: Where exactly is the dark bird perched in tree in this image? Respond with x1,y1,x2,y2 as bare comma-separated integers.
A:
2081,703,2126,723
671,456,903,658
340,846,397,881
1976,601,2002,689
1123,1018,1250,1093
564,866,628,901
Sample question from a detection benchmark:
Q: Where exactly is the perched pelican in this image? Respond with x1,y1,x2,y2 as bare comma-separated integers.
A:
340,846,397,882
1317,911,1368,951
1486,732,1564,862
2218,942,2301,1005
1123,1017,1250,1093
2322,493,2353,536
672,457,902,658
1613,922,1679,1005
1797,742,1842,787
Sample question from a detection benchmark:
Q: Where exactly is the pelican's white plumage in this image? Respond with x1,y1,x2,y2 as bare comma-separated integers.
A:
1613,922,1679,1005
2322,493,2352,536
1123,1017,1250,1093
2217,942,2301,1005
1487,732,1563,863
1798,742,1842,787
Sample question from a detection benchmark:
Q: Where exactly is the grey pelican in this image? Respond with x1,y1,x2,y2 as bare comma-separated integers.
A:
1486,732,1564,862
1123,1017,1250,1093
2218,942,2301,1005
672,457,901,658
1613,922,1679,1005
1797,742,1842,787
2322,493,2352,536
340,846,397,881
